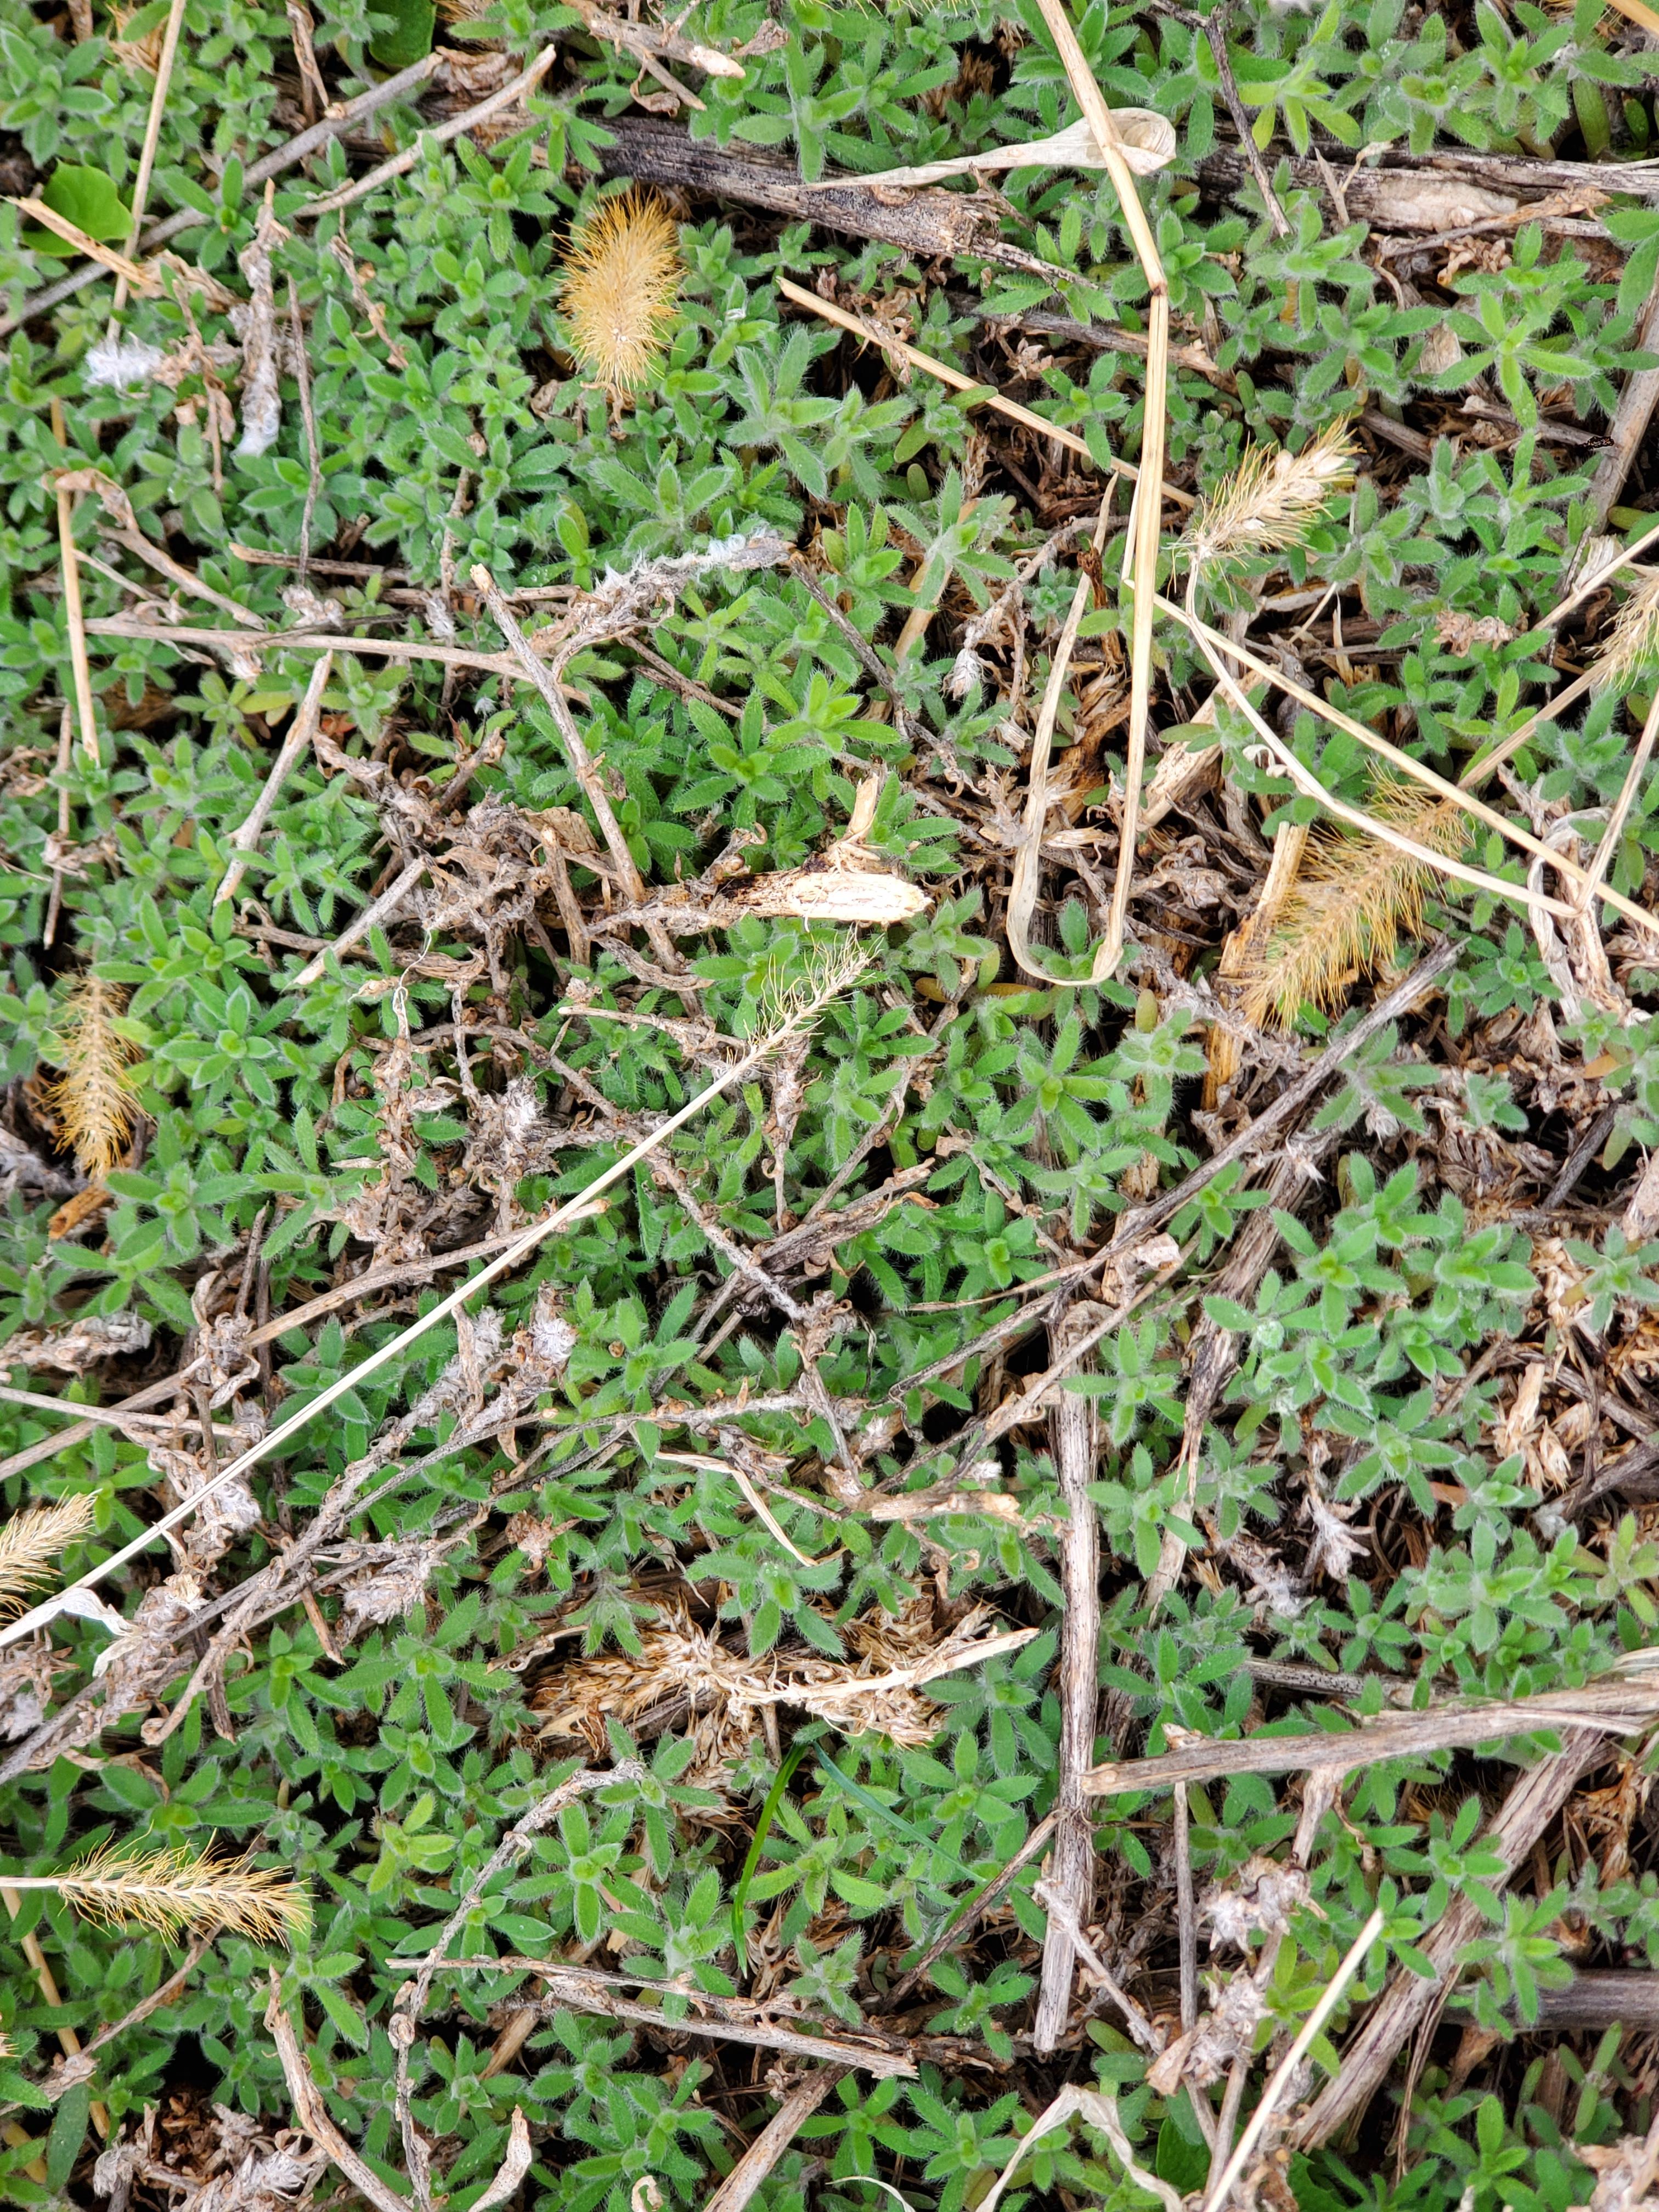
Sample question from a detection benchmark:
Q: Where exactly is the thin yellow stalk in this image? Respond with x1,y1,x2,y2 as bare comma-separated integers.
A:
1030,0,1169,977
50,399,99,766
8,1845,308,1944
1008,498,1116,983
774,276,1194,507
1201,1908,1385,2212
1180,574,1576,923
110,0,189,328
1166,597,1659,938
0,940,871,1654
1579,682,1659,913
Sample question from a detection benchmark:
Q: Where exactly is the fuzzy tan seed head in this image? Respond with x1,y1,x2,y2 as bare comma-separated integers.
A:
43,977,139,1180
1241,781,1469,1028
0,1494,97,1617
1185,419,1358,572
556,192,682,396
40,1844,309,1944
1594,571,1659,689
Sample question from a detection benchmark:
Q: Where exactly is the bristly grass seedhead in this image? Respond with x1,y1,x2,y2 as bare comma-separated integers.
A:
44,977,138,1180
27,1845,309,1945
1242,781,1468,1028
556,191,682,396
0,1496,97,1617
1594,571,1659,689
1184,420,1358,572
755,935,873,1043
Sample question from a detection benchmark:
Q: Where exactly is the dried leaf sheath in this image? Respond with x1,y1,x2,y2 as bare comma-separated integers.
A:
44,978,139,1179
1240,784,1469,1028
7,1845,308,1943
556,191,681,394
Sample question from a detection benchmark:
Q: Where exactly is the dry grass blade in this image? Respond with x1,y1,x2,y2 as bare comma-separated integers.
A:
1242,784,1470,1027
45,977,139,1179
557,191,682,396
1029,0,1171,977
1578,681,1659,914
215,651,334,907
109,0,188,325
1203,1907,1385,2212
9,1845,308,1943
298,43,561,219
0,1494,96,1615
1008,498,1117,983
49,398,100,766
774,276,1193,507
1176,593,1578,924
0,53,443,340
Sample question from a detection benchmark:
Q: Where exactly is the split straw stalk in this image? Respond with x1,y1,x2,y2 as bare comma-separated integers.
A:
1031,0,1170,977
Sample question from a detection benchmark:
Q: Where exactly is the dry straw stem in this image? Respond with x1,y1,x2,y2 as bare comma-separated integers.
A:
1177,589,1579,924
0,1494,96,1615
109,0,188,326
0,941,870,1654
1084,1661,1659,1795
1032,0,1171,977
5,1844,308,1943
49,399,99,766
45,977,139,1180
298,42,562,219
557,191,682,395
85,612,517,680
1201,1906,1386,2212
774,277,1194,509
1171,599,1659,937
1242,785,1470,1028
1578,679,1659,916
1008,498,1119,984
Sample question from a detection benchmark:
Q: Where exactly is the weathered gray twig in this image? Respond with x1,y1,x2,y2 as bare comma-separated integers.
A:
298,43,562,219
215,652,334,907
700,2070,847,2212
433,1956,921,2079
1087,1674,1659,1796
0,53,443,340
266,1971,410,2212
